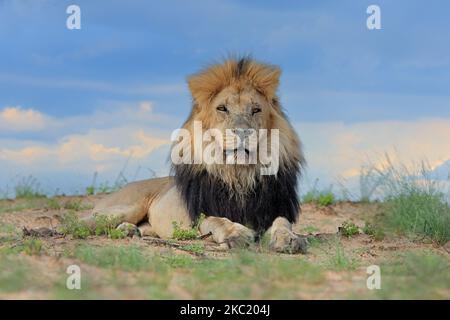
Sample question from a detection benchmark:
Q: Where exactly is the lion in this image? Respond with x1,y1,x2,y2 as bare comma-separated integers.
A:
85,57,307,253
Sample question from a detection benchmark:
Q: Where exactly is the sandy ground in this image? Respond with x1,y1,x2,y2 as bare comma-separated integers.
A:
0,195,449,299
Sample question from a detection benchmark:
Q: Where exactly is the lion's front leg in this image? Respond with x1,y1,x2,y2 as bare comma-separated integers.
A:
266,217,308,254
199,216,255,249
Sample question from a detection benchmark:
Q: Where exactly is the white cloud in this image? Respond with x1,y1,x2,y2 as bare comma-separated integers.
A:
0,102,176,195
0,106,52,132
296,118,450,184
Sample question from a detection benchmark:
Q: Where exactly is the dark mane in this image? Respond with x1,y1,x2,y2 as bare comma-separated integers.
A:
173,164,301,235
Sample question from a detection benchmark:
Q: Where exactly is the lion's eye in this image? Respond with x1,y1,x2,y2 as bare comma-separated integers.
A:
252,107,262,115
217,105,228,112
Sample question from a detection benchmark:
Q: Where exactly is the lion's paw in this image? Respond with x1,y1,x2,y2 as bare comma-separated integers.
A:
116,222,140,237
199,217,255,249
269,228,308,254
223,223,255,249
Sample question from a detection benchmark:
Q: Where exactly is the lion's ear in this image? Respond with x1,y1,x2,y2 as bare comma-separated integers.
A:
247,64,281,100
187,70,223,106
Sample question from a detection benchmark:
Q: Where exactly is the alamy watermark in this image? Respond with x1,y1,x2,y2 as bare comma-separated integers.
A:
66,5,81,30
170,121,280,176
367,5,381,30
66,264,81,290
366,265,381,290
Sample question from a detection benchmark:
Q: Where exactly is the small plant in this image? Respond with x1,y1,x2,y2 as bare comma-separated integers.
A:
316,192,335,206
59,212,91,239
59,212,131,240
302,183,335,207
171,213,206,240
108,228,127,239
86,172,98,195
94,215,119,236
172,221,198,240
46,198,61,210
85,186,95,196
14,176,45,199
94,215,128,239
363,222,385,241
340,221,359,237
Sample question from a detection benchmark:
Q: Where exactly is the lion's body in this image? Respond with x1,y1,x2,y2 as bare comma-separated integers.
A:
88,57,308,253
92,177,191,239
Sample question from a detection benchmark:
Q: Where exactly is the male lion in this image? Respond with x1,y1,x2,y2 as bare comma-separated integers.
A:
86,57,307,253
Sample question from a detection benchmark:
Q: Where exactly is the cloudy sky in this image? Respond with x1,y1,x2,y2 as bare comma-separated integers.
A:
1,0,449,196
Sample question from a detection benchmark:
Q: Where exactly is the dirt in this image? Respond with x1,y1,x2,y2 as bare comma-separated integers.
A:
0,195,449,299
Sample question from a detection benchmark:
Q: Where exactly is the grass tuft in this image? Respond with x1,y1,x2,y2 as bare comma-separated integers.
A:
367,156,450,244
340,221,360,237
172,221,198,240
59,212,91,239
303,190,335,207
14,176,46,199
363,222,385,241
326,240,359,271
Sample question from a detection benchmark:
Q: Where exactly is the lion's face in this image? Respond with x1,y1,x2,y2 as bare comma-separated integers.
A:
208,85,271,157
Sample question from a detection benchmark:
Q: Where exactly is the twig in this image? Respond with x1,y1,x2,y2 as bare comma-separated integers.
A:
197,232,212,240
141,237,205,256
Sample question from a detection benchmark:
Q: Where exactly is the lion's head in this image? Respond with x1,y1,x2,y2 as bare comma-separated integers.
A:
171,57,305,233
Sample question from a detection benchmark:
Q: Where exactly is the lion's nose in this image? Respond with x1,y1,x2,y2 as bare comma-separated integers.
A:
232,128,254,141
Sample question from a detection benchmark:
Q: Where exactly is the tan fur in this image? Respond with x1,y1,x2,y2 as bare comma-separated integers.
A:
85,57,306,253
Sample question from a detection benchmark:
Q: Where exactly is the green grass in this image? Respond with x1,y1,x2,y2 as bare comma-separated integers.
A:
363,222,385,241
172,221,198,240
368,157,450,244
18,238,44,255
59,212,128,239
0,198,47,214
172,213,206,240
1,238,447,299
0,223,21,242
303,190,336,207
62,245,326,299
71,245,152,271
181,251,324,299
93,215,126,238
325,240,359,271
376,251,450,299
0,254,31,293
384,190,450,244
180,243,205,255
59,211,92,239
45,198,61,210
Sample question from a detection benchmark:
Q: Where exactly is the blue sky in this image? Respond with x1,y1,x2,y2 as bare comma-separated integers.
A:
1,0,450,196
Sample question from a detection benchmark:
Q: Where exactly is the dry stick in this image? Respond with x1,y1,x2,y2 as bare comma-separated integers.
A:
141,236,208,256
